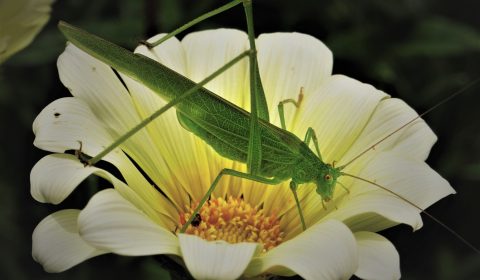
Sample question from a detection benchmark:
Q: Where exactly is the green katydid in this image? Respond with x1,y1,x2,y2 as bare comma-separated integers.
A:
57,0,479,254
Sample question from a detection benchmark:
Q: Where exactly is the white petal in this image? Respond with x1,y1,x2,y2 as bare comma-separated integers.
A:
182,29,249,107
32,209,106,272
293,75,387,163
245,220,358,279
31,154,99,204
78,189,180,256
58,43,140,135
256,32,333,129
33,97,116,157
334,194,421,232
179,234,259,280
134,34,187,75
32,97,178,220
354,232,400,280
357,152,454,217
341,98,437,167
30,153,176,228
330,151,455,231
58,43,186,208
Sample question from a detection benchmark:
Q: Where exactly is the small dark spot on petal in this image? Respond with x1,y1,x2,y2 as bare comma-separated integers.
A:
54,112,61,118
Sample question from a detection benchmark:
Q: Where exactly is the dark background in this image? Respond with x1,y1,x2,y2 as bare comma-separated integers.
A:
1,0,479,279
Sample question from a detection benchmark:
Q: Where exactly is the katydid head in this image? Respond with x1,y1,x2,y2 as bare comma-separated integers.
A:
316,164,342,202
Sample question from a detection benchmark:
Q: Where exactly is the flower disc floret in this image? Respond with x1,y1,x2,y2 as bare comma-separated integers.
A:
180,196,284,252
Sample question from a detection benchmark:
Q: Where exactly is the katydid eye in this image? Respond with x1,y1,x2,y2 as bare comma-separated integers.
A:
324,174,332,181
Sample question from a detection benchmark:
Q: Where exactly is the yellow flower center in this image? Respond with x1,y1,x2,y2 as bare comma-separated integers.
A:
179,196,284,251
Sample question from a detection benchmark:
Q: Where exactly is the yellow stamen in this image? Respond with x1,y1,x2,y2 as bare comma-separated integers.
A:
179,196,284,252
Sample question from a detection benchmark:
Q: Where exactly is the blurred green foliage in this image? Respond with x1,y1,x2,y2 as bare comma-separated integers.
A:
1,0,479,279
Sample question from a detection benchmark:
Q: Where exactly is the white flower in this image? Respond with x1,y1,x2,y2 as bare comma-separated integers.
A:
31,29,454,279
0,0,54,64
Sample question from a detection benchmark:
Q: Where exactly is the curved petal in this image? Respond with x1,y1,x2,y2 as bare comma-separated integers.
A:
30,153,176,228
293,75,387,163
57,43,144,134
31,154,99,204
32,97,178,221
245,220,358,279
134,34,187,75
32,209,106,272
182,29,249,107
341,98,437,169
329,151,455,232
78,189,180,256
256,32,333,129
58,43,189,209
354,232,400,280
178,234,259,280
33,97,115,157
356,152,455,210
